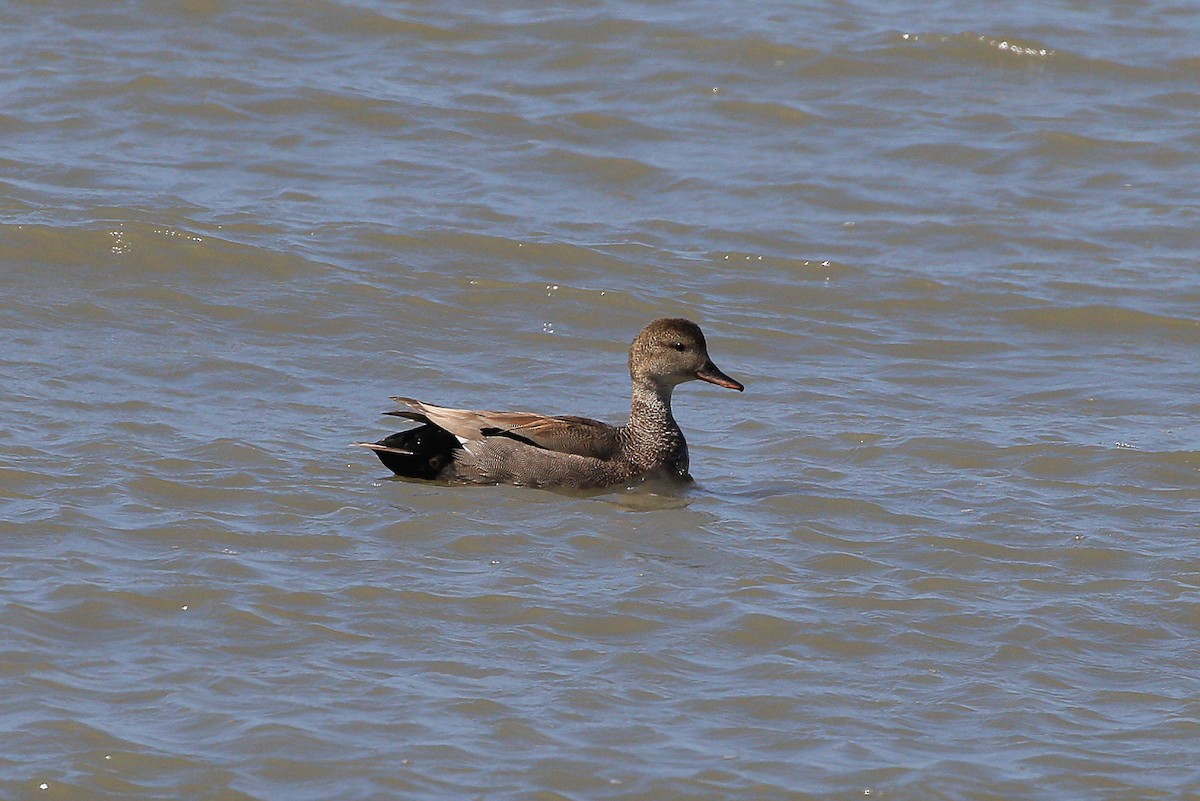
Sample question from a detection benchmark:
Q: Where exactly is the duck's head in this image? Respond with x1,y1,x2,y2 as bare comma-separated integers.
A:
628,318,744,392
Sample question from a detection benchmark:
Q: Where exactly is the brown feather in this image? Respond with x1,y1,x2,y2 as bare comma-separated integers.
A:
390,397,619,458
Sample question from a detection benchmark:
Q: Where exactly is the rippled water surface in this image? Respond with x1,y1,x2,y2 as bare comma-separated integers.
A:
3,1,1200,799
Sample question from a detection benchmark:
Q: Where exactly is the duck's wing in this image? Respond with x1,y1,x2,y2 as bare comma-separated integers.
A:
389,397,620,459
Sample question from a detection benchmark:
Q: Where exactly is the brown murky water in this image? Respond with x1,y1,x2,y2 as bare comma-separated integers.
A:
3,2,1199,799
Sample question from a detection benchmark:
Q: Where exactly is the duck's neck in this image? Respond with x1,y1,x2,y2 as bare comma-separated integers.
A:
625,377,687,473
629,377,675,429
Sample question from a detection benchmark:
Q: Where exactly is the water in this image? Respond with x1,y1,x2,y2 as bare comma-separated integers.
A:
3,1,1200,799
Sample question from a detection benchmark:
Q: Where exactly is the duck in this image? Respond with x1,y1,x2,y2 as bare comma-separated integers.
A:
355,318,743,489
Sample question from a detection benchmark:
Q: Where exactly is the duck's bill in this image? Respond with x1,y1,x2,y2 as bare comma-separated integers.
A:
696,361,744,391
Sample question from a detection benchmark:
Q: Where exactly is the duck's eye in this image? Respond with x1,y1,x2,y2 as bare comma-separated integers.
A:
671,341,686,352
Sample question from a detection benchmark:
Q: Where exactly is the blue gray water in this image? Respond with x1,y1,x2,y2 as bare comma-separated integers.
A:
3,1,1199,799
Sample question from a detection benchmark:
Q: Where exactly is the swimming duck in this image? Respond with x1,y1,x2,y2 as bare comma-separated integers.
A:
356,317,743,489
